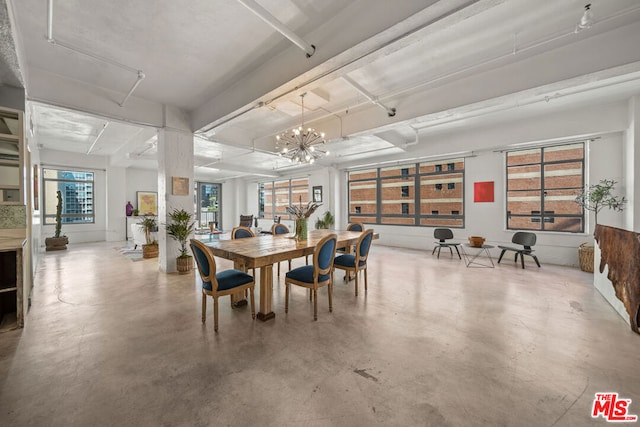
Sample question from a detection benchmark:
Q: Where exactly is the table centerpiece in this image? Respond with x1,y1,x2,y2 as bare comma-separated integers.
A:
286,197,321,241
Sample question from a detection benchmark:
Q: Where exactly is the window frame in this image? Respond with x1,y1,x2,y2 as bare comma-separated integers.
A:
347,158,465,228
42,167,95,225
505,143,585,233
258,177,310,220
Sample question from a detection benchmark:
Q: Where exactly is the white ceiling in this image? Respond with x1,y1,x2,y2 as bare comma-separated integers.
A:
3,0,640,181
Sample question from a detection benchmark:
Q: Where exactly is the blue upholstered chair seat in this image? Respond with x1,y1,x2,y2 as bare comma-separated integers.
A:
285,265,329,283
190,238,256,332
334,254,366,268
202,269,254,291
284,233,337,320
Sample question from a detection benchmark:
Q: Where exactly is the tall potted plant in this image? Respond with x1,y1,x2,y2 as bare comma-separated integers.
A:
45,190,68,251
574,179,626,272
138,215,158,259
166,208,196,273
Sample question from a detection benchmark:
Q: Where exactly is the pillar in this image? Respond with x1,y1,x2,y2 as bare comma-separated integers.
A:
157,106,194,273
624,96,640,232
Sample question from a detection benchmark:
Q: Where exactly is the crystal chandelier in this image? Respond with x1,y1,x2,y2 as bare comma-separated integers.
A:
276,93,328,164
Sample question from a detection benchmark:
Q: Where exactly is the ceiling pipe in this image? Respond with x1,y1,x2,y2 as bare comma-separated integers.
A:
119,71,146,107
203,0,483,133
46,0,144,107
342,75,396,117
86,122,109,155
235,0,316,58
47,0,54,41
203,1,639,137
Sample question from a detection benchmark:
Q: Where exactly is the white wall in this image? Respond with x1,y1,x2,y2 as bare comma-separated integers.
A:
248,100,630,267
125,168,158,210
39,149,109,244
38,153,163,245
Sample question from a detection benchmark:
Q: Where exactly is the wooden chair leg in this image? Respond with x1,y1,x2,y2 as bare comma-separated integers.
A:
202,294,206,323
520,252,525,269
277,262,280,277
249,287,256,319
313,288,318,321
432,246,437,255
287,260,291,272
285,284,290,313
532,255,541,268
454,245,461,259
354,270,359,296
328,283,333,313
214,297,219,332
497,249,507,263
364,268,368,292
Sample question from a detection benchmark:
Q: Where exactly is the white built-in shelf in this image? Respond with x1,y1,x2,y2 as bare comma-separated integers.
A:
0,133,19,142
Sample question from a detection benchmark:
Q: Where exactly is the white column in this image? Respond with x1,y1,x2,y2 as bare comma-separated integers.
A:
157,107,194,273
624,96,640,232
105,165,126,241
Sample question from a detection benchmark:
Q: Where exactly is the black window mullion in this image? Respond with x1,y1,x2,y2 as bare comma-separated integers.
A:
376,168,381,224
414,164,420,224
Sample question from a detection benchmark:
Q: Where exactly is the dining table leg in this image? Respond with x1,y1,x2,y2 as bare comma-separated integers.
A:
257,264,275,321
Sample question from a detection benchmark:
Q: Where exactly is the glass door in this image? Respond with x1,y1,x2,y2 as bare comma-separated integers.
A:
196,182,221,230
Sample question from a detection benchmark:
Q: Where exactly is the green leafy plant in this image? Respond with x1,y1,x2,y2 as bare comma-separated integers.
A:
575,179,626,227
138,215,158,245
315,211,335,229
166,208,196,258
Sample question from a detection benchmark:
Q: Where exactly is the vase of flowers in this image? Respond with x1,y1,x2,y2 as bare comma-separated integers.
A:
286,197,321,241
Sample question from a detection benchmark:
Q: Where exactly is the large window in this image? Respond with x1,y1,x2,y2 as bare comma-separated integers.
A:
348,158,465,227
196,182,221,228
506,143,584,232
43,168,94,224
259,177,309,219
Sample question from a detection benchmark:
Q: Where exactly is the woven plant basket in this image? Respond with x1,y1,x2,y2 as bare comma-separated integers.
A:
578,242,594,273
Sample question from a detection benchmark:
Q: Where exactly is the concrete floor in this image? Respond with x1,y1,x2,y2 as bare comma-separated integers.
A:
1,241,638,426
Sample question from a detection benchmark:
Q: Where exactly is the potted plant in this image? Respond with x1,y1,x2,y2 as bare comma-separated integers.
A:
574,179,626,272
138,215,159,259
166,208,196,273
315,211,335,230
45,190,69,251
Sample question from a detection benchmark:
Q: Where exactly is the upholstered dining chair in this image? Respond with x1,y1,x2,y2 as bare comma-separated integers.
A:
497,232,541,269
285,233,337,321
189,239,255,332
337,222,365,254
333,229,374,296
232,226,255,239
271,223,292,276
347,222,364,232
432,228,461,259
231,226,256,277
239,214,253,228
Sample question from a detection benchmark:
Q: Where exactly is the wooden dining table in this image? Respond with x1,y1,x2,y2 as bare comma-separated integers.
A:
202,229,376,321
